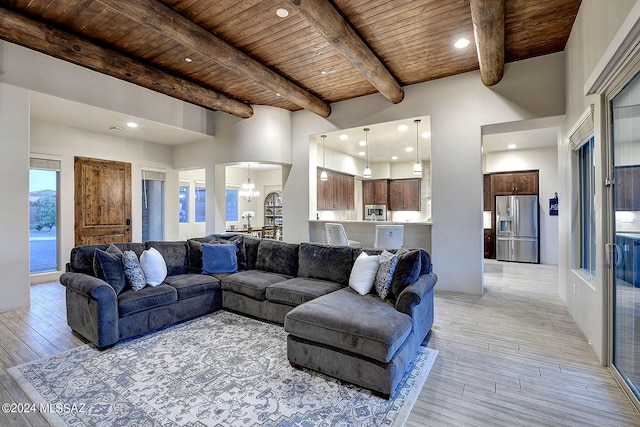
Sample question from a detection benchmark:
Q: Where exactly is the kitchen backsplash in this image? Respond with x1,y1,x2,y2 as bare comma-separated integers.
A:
616,211,640,232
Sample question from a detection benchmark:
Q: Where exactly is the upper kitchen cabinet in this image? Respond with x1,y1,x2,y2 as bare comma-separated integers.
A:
363,179,389,205
491,170,539,195
389,178,420,211
317,168,355,211
616,166,640,211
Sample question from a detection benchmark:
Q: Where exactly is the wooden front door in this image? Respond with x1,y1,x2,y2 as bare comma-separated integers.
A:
74,157,132,245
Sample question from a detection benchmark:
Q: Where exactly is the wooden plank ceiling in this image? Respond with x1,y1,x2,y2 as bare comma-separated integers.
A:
0,0,581,118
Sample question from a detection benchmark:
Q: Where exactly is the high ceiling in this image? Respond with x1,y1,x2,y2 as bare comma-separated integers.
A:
1,0,582,119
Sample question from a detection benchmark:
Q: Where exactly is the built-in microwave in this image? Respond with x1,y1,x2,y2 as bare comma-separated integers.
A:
365,204,387,221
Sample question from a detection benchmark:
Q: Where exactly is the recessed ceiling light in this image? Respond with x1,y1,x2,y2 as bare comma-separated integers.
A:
276,93,281,97
507,144,517,149
358,151,365,156
359,140,366,146
455,38,470,49
320,70,328,75
339,134,348,141
391,156,398,160
422,131,431,138
405,147,414,152
127,122,138,128
184,57,193,63
398,124,408,132
276,8,289,18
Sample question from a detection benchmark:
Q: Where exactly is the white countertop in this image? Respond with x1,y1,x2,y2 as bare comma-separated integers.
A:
308,219,432,226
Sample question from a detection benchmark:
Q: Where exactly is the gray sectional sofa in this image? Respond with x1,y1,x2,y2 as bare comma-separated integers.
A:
60,234,436,398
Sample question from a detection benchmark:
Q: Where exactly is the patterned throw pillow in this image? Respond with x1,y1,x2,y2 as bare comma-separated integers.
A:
374,250,400,299
122,250,147,291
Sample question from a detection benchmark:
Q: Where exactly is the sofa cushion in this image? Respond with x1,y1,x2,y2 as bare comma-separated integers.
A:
122,250,147,291
265,277,343,307
242,236,261,270
390,248,422,299
93,247,126,294
69,244,108,275
348,252,380,295
202,243,238,274
221,270,292,301
297,242,354,286
145,241,189,276
140,247,168,286
255,240,299,276
117,284,177,317
187,238,217,273
284,287,412,364
162,274,220,300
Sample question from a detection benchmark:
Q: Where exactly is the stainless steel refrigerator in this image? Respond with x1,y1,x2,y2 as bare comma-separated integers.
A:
495,195,539,263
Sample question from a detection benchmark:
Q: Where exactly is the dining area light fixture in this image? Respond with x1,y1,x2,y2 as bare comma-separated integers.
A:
363,128,371,178
413,119,423,176
239,163,260,202
320,135,329,181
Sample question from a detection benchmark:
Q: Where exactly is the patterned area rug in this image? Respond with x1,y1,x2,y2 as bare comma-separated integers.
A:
8,311,437,426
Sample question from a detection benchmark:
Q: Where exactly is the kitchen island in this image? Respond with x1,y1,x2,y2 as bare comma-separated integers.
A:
308,219,432,251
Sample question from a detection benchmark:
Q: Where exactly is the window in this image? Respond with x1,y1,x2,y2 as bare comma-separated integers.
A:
579,135,596,276
29,158,60,273
195,181,206,223
179,181,189,223
142,170,165,241
226,189,238,221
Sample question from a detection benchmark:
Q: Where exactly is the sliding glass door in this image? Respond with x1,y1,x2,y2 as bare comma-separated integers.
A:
29,158,60,273
611,70,640,400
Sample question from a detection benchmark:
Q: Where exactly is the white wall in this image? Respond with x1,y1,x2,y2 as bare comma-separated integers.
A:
485,146,559,264
286,52,566,295
561,0,638,362
30,119,179,265
0,82,30,312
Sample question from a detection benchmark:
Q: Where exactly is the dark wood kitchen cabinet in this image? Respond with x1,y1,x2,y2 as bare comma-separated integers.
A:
317,168,354,210
615,165,640,211
388,178,420,211
363,179,389,205
491,170,539,195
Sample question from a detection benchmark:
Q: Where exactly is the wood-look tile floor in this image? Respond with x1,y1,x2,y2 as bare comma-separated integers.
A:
0,260,638,426
408,260,640,426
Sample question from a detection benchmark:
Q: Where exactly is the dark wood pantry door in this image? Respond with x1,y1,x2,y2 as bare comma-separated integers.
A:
74,157,132,245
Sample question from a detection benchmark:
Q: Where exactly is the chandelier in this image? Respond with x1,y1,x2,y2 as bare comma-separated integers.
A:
239,163,260,202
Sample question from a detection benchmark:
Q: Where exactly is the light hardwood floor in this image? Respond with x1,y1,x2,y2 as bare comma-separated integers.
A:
0,260,638,426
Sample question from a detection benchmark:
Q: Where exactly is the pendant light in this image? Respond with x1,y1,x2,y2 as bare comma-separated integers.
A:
363,127,371,178
320,135,329,181
413,119,423,176
239,163,260,202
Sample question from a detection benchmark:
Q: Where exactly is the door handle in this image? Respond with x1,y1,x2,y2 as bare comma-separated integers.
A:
605,243,622,267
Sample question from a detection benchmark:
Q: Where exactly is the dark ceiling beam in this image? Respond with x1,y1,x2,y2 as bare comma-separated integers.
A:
469,0,505,86
286,0,404,104
97,0,331,118
0,6,254,119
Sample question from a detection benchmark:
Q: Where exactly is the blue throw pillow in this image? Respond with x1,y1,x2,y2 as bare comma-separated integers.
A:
202,243,238,274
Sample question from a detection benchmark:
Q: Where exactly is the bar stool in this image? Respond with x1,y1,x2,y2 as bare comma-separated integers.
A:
374,225,404,249
325,223,361,247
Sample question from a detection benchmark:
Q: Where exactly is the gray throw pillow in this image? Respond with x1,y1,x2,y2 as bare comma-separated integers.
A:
94,248,127,294
374,250,399,299
122,250,147,291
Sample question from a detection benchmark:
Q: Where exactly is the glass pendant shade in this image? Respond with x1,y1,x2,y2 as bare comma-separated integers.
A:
239,164,259,202
320,170,328,181
413,119,422,176
320,135,329,181
363,128,371,178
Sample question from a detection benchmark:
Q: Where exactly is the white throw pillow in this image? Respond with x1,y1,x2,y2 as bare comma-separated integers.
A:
139,247,167,286
348,252,380,295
